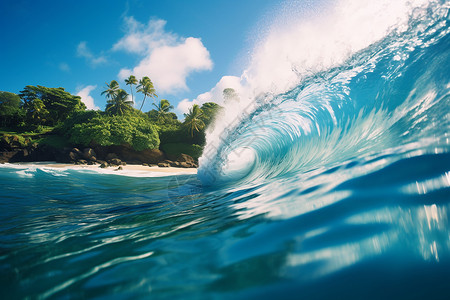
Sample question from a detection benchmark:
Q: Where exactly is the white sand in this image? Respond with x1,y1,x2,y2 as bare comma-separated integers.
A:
3,162,197,176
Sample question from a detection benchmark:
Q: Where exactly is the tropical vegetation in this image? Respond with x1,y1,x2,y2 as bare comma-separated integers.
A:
184,104,205,137
64,112,159,151
137,76,157,111
0,76,223,161
124,75,138,104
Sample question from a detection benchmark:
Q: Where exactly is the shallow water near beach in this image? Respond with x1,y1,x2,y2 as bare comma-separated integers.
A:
1,1,450,299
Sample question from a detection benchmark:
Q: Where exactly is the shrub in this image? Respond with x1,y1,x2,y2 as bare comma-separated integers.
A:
159,124,205,145
160,143,203,160
37,135,71,149
56,110,101,135
65,113,160,150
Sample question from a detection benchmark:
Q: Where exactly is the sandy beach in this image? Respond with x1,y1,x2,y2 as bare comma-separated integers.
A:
3,162,197,176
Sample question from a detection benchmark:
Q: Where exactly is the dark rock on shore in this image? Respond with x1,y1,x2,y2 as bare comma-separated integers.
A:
90,144,196,167
100,146,165,165
179,162,194,168
1,138,198,168
77,159,88,165
0,151,17,163
105,153,118,161
165,152,198,168
109,158,122,166
0,142,68,164
83,148,97,161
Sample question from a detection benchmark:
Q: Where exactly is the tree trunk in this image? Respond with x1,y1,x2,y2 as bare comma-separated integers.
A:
139,95,147,111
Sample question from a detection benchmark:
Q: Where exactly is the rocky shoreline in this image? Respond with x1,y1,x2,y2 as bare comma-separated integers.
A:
0,135,198,169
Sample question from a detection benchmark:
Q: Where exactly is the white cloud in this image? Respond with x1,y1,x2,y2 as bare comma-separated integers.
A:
177,98,200,116
176,75,243,114
77,42,107,66
76,85,100,110
115,17,213,94
113,17,175,54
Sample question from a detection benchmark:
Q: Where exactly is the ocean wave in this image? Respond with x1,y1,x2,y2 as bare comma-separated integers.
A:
198,0,450,186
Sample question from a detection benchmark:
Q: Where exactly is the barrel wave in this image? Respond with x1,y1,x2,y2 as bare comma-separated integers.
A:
198,0,450,186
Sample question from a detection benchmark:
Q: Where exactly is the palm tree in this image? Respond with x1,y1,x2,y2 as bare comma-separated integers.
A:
152,99,174,123
223,88,238,100
183,104,205,137
105,89,133,116
136,76,157,111
124,75,138,105
101,80,120,100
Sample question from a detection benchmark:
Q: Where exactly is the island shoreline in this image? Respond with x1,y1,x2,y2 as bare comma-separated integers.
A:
1,161,197,175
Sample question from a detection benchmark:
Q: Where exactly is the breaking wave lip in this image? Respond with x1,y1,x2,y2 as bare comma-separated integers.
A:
198,0,450,186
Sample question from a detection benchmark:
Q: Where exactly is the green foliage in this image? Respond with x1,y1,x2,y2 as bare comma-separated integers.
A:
166,112,178,121
165,102,222,146
0,91,20,112
37,135,71,149
200,102,222,127
65,113,159,151
100,79,133,116
105,89,133,116
158,123,205,146
19,85,86,125
137,76,157,111
160,143,203,160
146,109,158,122
158,123,186,144
147,110,179,124
1,134,30,147
0,125,52,136
4,79,223,161
26,98,49,125
125,75,138,104
16,135,28,147
33,125,45,134
147,98,179,126
183,104,205,137
56,110,101,134
0,91,24,127
101,80,120,100
101,80,134,116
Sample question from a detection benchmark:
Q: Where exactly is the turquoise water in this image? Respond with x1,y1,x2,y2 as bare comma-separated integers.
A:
1,1,450,299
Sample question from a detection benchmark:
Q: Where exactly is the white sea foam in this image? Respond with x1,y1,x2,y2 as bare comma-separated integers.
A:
199,0,440,184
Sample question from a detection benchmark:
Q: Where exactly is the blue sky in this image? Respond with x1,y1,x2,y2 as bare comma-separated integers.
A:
0,0,283,116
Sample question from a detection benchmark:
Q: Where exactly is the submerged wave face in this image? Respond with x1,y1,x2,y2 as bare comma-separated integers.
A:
1,1,450,299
